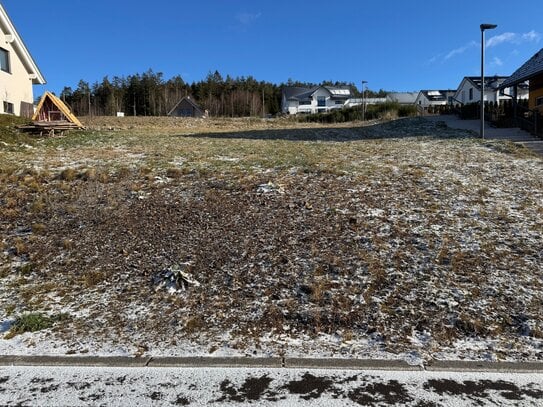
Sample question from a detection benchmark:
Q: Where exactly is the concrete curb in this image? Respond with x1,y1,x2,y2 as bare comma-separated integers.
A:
148,357,282,368
426,360,543,373
1,355,543,373
285,358,420,371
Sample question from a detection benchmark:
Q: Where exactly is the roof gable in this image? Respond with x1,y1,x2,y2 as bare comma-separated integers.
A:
0,4,45,84
501,48,543,88
167,96,204,116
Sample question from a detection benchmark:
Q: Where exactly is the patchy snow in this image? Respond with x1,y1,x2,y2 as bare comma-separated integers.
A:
1,118,542,366
0,366,541,406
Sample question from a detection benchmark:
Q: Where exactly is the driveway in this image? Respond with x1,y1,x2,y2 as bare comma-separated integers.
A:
425,115,543,156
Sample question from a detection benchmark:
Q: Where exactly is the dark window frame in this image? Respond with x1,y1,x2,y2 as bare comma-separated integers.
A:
3,101,14,114
0,47,10,73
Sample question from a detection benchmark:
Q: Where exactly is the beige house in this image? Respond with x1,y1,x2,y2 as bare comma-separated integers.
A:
0,4,45,117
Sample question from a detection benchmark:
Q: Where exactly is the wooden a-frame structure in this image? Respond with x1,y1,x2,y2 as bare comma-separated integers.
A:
32,92,83,128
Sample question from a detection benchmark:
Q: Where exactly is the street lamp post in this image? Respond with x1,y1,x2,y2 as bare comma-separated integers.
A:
480,23,497,139
361,80,368,121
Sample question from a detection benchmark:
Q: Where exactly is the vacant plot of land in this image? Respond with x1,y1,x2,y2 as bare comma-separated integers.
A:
0,116,542,363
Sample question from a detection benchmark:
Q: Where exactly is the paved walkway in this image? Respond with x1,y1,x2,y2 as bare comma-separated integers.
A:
425,115,543,156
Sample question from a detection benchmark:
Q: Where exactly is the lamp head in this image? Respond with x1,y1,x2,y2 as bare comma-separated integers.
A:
480,24,498,31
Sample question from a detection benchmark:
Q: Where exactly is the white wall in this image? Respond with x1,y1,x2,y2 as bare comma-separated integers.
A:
455,78,529,105
0,29,35,116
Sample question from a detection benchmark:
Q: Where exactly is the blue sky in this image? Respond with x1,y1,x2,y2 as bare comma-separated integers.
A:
3,0,543,95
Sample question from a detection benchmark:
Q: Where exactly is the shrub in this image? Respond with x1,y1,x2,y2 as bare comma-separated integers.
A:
299,101,418,124
5,312,71,339
8,313,53,335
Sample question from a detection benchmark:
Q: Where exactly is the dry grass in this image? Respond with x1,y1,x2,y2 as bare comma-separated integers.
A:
0,116,542,361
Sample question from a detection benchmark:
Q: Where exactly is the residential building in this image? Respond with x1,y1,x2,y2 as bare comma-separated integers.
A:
414,90,456,111
500,48,543,113
346,97,387,108
0,3,45,117
281,86,352,114
452,76,528,106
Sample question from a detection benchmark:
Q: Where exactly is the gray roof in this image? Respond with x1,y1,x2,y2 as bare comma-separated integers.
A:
465,76,509,90
387,92,418,104
500,48,543,89
282,85,351,101
282,87,315,101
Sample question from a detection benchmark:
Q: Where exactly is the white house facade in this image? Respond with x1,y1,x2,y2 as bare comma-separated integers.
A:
0,4,45,117
415,90,455,110
453,76,528,105
282,86,352,114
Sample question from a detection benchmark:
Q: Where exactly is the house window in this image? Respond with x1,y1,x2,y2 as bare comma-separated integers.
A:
3,101,14,114
335,100,343,105
299,100,311,105
317,96,326,107
0,48,10,73
536,96,543,106
469,88,473,101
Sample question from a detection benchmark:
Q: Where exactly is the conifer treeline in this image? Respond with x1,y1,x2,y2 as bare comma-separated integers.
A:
59,69,386,117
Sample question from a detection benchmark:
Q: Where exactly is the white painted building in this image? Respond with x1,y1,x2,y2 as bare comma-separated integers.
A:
414,90,456,111
0,4,45,117
453,76,528,105
282,86,352,114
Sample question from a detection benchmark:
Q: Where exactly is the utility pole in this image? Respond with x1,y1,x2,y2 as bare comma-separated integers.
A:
361,81,368,121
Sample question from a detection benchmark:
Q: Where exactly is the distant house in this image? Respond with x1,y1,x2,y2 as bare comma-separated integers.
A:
500,48,543,113
414,90,456,111
386,92,419,105
281,86,352,114
167,96,207,118
0,3,46,117
452,76,528,105
346,97,387,108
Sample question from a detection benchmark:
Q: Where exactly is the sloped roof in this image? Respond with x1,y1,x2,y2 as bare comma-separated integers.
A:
500,48,543,89
282,87,312,100
465,76,508,90
283,85,351,101
387,92,418,104
167,96,204,116
32,92,83,127
0,4,45,84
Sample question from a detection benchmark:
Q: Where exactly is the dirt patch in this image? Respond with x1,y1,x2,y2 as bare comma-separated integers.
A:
283,373,335,400
424,379,543,402
216,376,276,403
348,379,414,405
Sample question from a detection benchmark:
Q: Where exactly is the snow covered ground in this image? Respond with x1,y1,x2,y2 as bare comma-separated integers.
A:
0,365,542,406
